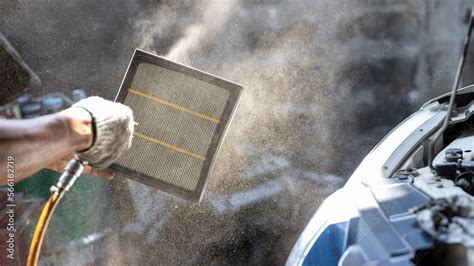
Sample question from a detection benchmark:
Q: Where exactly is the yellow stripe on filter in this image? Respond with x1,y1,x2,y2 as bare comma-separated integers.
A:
128,88,220,124
133,131,206,161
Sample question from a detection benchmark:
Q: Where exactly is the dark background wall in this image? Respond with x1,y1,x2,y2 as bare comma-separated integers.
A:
1,0,473,264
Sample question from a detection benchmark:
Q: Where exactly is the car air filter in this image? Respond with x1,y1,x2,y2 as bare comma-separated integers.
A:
110,49,243,201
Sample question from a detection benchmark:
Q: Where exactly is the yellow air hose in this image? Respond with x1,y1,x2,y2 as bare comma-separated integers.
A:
27,159,85,266
27,192,62,265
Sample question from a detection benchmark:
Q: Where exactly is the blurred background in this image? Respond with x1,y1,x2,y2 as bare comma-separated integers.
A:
1,0,474,264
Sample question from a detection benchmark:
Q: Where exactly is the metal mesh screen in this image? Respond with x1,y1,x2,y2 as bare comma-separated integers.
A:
110,50,242,201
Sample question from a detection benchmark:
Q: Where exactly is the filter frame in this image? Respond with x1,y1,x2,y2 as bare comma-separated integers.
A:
110,49,243,201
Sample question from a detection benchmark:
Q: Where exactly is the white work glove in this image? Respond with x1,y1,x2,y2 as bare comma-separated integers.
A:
72,96,134,169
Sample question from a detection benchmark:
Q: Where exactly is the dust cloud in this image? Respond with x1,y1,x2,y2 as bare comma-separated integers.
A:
116,1,357,265
166,0,239,65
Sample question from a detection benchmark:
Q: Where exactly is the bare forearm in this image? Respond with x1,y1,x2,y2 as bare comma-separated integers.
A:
0,108,92,184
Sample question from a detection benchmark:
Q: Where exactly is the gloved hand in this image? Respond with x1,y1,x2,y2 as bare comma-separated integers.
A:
72,96,134,169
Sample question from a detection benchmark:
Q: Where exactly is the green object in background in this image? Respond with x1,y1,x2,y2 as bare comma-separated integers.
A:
16,169,114,245
15,169,59,200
